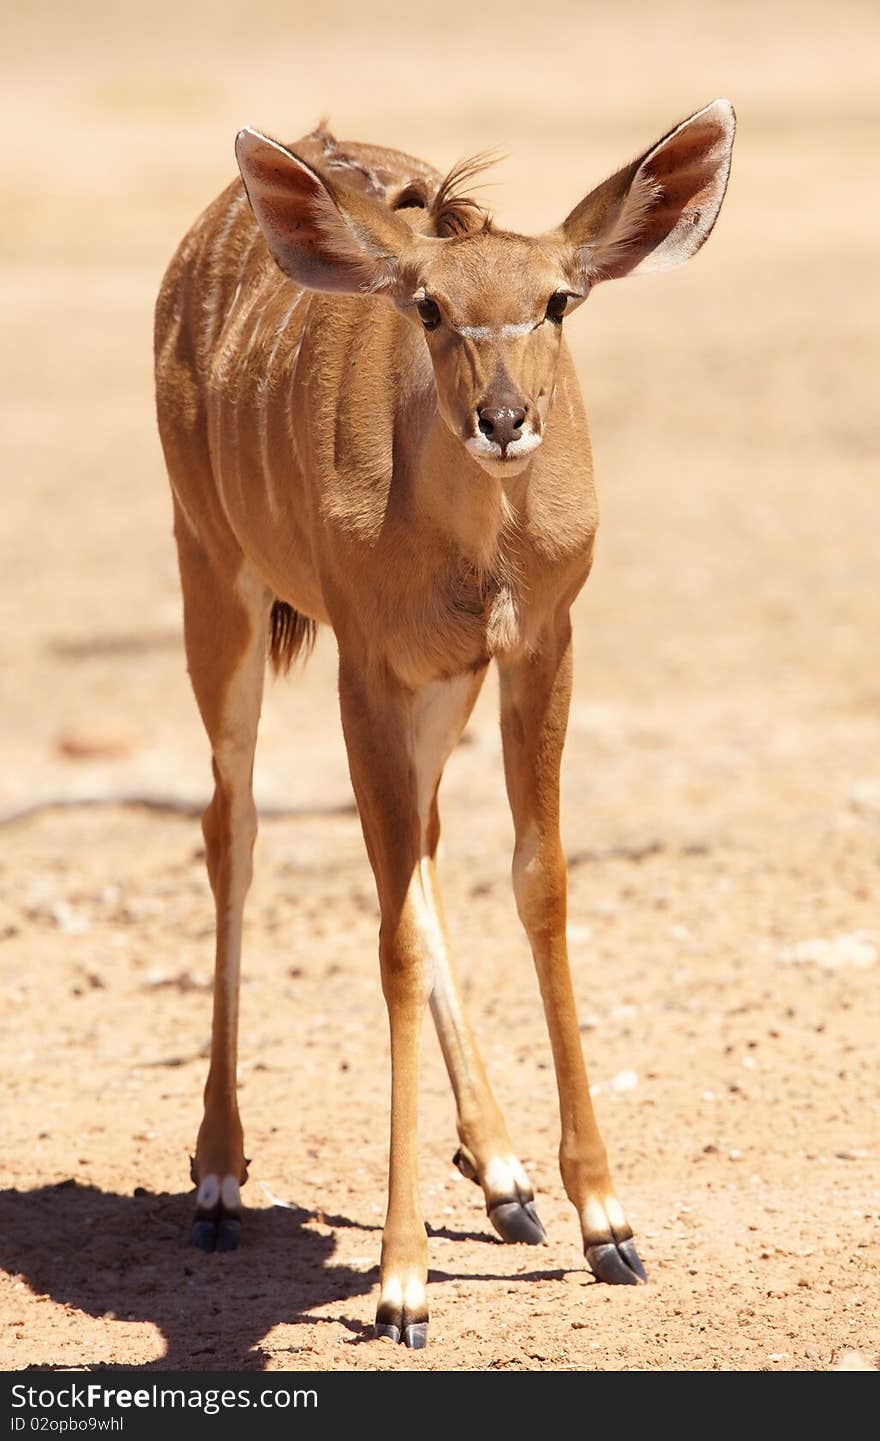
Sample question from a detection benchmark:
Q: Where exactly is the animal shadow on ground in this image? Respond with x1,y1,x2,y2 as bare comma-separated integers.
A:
0,1182,376,1369
0,1183,566,1369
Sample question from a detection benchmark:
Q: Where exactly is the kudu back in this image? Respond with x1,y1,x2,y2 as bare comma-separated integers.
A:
154,103,735,1348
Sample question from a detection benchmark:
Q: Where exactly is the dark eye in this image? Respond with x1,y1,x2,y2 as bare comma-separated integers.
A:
545,292,568,324
417,297,441,331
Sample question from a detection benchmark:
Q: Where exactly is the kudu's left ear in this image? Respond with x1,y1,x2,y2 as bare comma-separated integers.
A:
555,100,736,286
235,127,415,295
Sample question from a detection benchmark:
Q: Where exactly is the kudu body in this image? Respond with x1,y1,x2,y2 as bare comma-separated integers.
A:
155,103,735,1347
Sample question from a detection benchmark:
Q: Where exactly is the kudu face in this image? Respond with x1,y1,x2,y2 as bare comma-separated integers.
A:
236,100,735,480
402,234,579,476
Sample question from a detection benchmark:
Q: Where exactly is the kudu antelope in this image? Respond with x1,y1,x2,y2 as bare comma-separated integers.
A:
155,101,735,1347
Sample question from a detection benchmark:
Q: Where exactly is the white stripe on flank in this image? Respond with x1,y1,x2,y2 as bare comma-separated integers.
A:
228,230,260,312
455,322,535,340
202,193,246,357
262,295,304,491
226,386,242,501
173,489,202,543
223,278,264,497
267,293,303,371
257,377,272,489
284,332,306,467
245,297,265,371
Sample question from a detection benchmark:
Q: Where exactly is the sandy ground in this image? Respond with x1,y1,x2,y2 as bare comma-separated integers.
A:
1,0,879,1372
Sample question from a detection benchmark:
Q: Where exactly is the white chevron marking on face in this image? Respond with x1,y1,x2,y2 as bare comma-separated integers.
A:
455,322,535,340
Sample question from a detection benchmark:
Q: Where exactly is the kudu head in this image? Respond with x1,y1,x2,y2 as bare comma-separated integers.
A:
236,101,735,478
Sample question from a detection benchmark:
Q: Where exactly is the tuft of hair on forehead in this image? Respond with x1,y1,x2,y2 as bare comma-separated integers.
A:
429,151,500,238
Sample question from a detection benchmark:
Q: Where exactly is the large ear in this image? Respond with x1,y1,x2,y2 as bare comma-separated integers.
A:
556,100,735,286
235,126,415,295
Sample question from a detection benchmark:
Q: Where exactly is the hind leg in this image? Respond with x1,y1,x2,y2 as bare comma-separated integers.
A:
174,505,271,1251
425,844,545,1244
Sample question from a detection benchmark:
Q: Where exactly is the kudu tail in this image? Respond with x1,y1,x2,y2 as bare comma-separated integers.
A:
268,600,317,674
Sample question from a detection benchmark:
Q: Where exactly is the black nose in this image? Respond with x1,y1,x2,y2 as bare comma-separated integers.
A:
477,405,526,452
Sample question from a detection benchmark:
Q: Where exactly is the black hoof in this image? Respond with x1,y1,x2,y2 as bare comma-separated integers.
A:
375,1304,429,1348
191,1219,218,1252
191,1207,241,1254
215,1218,241,1252
586,1239,647,1285
489,1199,547,1245
374,1320,429,1348
618,1237,647,1281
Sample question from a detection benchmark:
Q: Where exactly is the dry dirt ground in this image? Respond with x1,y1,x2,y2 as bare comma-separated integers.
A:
1,0,879,1373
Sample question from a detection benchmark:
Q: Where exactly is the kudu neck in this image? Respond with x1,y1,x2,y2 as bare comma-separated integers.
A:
400,333,525,572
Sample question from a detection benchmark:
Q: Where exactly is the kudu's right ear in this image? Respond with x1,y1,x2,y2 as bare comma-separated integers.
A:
235,127,413,295
556,100,736,287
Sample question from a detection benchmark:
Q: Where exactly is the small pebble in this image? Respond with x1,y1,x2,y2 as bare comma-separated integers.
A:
51,901,90,936
778,932,878,970
833,1351,876,1372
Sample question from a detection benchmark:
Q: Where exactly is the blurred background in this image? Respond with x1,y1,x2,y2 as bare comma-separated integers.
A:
1,0,878,1371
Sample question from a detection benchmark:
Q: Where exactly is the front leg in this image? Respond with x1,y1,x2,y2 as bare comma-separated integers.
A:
499,616,646,1285
338,662,481,1348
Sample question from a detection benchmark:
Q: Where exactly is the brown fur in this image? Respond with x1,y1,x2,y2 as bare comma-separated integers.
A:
155,102,735,1346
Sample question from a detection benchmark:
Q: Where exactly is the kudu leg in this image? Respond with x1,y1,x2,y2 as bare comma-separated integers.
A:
499,622,646,1285
176,516,270,1252
339,663,500,1346
426,848,545,1244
